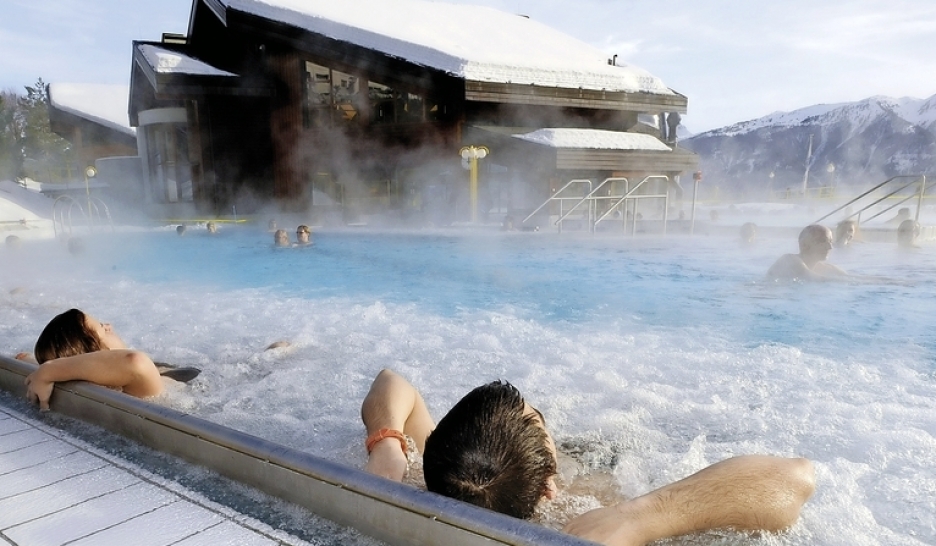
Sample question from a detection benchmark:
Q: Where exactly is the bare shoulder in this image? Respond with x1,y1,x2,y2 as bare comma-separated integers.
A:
766,253,808,280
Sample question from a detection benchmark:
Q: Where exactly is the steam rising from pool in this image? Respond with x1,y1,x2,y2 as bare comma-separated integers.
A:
2,225,934,545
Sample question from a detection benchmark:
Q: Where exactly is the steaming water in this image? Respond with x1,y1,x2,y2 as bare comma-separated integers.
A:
2,225,934,545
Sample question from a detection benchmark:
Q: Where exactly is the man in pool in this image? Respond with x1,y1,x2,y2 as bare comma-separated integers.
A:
897,219,921,249
273,229,290,247
361,369,815,546
766,224,848,281
295,225,313,246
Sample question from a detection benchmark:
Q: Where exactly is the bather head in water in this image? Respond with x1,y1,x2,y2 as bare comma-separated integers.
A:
24,309,164,411
5,234,21,248
176,225,187,236
296,225,312,246
834,220,858,248
739,222,757,245
423,381,557,519
897,219,921,248
886,207,912,225
360,369,815,545
766,224,847,281
274,229,290,247
67,237,85,256
206,221,218,234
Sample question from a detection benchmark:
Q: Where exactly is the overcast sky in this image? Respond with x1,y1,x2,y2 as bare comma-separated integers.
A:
3,0,935,133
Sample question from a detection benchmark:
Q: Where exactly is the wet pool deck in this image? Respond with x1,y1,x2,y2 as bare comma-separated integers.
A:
0,400,310,546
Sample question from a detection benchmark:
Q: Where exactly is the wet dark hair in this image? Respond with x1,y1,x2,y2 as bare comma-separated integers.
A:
423,381,556,520
34,309,103,364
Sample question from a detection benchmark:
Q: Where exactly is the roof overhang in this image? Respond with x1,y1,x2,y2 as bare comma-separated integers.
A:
132,41,273,98
467,126,698,173
47,84,137,149
465,81,688,113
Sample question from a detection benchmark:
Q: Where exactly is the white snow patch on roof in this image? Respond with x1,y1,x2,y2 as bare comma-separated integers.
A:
512,128,672,151
138,44,238,77
224,0,673,95
48,83,135,136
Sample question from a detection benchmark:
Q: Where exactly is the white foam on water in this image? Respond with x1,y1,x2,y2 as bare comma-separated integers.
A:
2,226,934,545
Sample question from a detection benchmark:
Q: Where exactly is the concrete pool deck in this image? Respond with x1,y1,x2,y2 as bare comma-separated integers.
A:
0,397,311,546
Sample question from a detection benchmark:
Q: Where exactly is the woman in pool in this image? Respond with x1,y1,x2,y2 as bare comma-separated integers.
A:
22,309,165,411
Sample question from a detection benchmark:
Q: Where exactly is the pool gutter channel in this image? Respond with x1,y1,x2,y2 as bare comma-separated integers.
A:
0,355,592,546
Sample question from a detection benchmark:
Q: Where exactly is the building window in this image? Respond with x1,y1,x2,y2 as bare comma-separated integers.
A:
303,61,361,127
145,123,192,203
369,81,426,124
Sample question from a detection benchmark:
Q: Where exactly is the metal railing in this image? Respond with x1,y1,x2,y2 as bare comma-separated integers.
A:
52,194,115,238
814,175,928,226
594,175,670,235
522,179,592,233
522,175,671,235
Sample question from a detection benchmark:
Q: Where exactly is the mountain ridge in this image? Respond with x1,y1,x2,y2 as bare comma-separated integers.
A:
682,93,936,199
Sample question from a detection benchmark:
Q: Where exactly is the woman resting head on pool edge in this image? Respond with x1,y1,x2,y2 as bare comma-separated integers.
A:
23,309,164,411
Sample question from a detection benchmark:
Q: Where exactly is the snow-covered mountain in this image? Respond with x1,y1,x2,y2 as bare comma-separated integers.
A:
683,94,936,199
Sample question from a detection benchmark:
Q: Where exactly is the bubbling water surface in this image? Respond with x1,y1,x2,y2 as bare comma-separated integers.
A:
2,225,934,545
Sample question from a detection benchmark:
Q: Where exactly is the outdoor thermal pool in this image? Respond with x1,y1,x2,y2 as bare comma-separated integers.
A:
1,224,934,545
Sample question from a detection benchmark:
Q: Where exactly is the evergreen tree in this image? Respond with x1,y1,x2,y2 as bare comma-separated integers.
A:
0,91,24,181
18,78,75,181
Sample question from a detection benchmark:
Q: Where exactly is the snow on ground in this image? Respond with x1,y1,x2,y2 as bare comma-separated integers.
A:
0,180,56,239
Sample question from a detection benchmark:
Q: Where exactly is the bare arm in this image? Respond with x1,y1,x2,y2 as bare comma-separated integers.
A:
360,369,435,481
562,455,815,546
25,350,163,411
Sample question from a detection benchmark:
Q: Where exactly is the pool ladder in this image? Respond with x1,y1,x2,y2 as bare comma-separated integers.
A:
52,194,115,239
813,174,929,227
523,175,671,234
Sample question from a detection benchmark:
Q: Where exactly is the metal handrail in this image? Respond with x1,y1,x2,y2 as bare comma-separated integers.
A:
522,179,592,223
522,179,593,233
524,175,675,234
594,175,670,235
52,194,115,238
814,175,927,226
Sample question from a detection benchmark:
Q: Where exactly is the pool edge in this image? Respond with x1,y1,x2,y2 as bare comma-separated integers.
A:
0,355,592,546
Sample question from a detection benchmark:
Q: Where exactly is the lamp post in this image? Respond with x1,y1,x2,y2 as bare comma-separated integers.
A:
690,170,702,235
84,166,97,228
826,163,835,197
459,145,489,223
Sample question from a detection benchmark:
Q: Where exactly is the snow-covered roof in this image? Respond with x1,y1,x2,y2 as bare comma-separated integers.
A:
223,0,674,95
512,128,672,151
138,44,238,77
48,83,135,136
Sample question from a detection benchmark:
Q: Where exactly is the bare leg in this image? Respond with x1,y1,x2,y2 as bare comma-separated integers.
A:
562,455,815,546
360,369,435,481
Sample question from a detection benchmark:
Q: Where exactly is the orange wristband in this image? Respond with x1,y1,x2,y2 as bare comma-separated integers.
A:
365,428,407,455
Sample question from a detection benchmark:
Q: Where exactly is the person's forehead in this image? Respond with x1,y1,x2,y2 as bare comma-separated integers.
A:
813,228,832,240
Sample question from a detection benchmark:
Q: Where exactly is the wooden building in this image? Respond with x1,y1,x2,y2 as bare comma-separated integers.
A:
129,0,698,224
46,84,138,186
